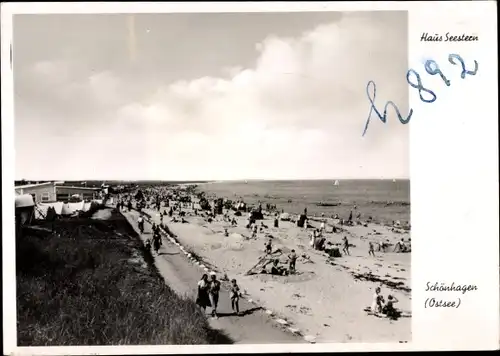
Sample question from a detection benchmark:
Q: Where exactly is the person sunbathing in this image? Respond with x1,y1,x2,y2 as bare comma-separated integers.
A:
393,238,405,252
382,295,400,319
270,259,287,275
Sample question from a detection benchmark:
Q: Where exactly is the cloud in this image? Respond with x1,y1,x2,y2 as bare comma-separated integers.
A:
15,12,408,180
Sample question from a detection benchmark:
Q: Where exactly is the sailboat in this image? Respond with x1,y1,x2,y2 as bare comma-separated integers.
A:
334,180,340,186
244,180,248,184
392,179,397,183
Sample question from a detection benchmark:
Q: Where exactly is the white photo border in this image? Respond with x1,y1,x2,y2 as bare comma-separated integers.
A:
2,1,498,354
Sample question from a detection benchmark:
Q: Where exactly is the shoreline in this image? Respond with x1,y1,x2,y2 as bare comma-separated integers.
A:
194,183,410,227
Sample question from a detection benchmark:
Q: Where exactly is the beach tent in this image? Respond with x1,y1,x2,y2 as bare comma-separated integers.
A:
46,206,57,221
280,212,290,221
37,202,64,218
68,201,85,213
15,194,35,225
60,203,74,216
82,202,92,212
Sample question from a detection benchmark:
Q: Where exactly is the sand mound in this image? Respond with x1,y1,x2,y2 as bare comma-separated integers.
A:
256,271,316,283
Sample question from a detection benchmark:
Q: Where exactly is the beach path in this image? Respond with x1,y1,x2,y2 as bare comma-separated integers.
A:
121,208,302,344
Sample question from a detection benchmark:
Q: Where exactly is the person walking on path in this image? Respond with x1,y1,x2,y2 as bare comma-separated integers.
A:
230,279,242,315
151,223,162,245
145,237,152,251
138,215,144,234
209,272,221,319
196,274,211,314
153,229,161,255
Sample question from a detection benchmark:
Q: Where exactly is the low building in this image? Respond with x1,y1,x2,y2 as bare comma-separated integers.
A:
55,186,101,202
15,182,58,203
14,181,103,203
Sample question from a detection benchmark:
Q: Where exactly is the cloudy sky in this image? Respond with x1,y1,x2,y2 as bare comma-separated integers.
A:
14,11,408,181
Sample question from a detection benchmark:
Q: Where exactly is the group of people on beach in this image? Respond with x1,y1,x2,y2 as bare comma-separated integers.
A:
196,272,242,318
119,186,409,326
371,287,400,319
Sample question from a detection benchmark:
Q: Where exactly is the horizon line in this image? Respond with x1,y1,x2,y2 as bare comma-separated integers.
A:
14,177,410,182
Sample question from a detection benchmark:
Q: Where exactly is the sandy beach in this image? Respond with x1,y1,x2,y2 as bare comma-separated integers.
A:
135,187,411,343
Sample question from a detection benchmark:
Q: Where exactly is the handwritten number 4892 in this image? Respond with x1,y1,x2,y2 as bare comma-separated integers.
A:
362,54,479,136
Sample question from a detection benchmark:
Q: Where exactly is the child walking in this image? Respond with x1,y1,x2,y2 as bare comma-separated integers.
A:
230,279,242,315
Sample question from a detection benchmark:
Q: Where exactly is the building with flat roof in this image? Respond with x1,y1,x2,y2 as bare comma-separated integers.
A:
15,182,58,203
15,182,102,203
55,186,102,202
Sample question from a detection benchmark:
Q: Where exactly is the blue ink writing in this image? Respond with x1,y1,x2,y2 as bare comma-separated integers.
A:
406,69,437,103
362,81,413,137
424,60,451,86
448,54,479,78
362,53,479,136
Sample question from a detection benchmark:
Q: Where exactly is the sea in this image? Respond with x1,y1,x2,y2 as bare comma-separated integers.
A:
197,179,410,225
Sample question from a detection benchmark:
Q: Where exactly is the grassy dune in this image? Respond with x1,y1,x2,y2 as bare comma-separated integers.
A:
16,209,232,346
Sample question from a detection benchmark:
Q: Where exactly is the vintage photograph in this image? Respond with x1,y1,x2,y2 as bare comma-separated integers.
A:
13,11,411,345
